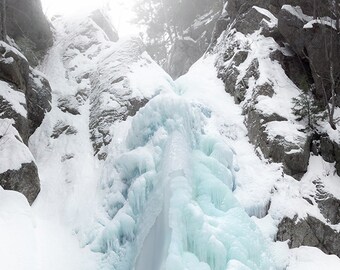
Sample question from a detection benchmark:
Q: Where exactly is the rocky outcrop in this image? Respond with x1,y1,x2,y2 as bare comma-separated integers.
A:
319,135,340,176
166,38,202,79
0,41,51,204
0,162,40,205
277,215,340,257
277,5,340,106
245,108,311,179
165,3,221,78
6,0,53,66
91,10,119,42
88,39,151,159
27,69,52,134
0,42,52,142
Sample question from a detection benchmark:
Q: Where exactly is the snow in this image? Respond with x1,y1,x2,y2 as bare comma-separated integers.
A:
265,121,306,144
253,6,278,27
0,119,34,173
0,41,28,61
282,5,338,31
287,246,340,270
281,5,312,22
0,81,27,117
304,17,338,30
303,155,340,200
0,187,37,270
1,7,340,270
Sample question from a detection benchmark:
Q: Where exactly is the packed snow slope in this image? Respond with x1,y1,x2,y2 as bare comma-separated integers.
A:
2,7,340,270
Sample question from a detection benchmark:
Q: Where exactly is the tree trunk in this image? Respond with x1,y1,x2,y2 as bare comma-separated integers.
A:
313,0,317,19
0,0,6,41
336,0,340,32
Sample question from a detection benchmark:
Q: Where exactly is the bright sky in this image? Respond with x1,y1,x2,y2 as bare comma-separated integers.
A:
41,0,139,37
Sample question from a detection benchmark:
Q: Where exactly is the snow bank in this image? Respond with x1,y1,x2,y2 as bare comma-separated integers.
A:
0,119,34,173
0,188,37,270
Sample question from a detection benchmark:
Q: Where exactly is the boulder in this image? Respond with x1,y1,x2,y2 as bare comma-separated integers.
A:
0,162,40,205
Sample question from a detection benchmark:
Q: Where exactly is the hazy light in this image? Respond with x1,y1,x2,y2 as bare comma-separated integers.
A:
41,0,139,37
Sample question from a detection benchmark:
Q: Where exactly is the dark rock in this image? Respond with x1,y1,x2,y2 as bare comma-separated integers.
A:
246,106,310,179
0,162,40,205
320,135,336,163
0,43,29,91
252,82,275,101
91,10,119,42
335,143,340,176
166,38,202,79
58,96,80,115
233,50,248,66
282,136,312,179
234,7,274,35
6,0,53,66
317,196,340,225
277,215,340,257
0,93,29,144
61,153,75,162
270,48,313,91
51,121,77,139
217,60,240,96
26,69,52,134
234,59,260,104
209,15,230,50
278,5,340,106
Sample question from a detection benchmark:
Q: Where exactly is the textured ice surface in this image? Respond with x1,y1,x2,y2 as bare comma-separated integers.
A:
90,93,272,270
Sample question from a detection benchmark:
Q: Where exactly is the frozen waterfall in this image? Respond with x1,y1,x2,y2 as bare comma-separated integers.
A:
99,94,273,270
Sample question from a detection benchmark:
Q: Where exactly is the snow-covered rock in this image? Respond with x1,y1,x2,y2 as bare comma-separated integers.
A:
0,40,51,203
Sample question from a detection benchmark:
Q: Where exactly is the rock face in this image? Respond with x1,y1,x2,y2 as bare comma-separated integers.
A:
0,42,52,142
277,5,340,106
90,10,119,42
0,162,40,205
6,0,53,66
211,0,340,259
166,39,202,79
319,135,340,176
277,215,340,257
165,2,221,78
0,1,52,203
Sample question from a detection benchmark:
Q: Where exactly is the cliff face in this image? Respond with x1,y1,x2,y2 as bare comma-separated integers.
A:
6,0,53,66
0,40,52,204
1,0,340,268
207,0,340,262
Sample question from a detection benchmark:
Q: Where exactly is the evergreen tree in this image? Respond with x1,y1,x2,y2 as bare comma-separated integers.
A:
133,0,219,64
292,87,324,129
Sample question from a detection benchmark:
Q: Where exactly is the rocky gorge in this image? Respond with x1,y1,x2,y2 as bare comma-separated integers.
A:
0,0,340,269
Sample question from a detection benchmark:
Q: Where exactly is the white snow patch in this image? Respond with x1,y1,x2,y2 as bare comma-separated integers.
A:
0,119,34,173
0,81,27,117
